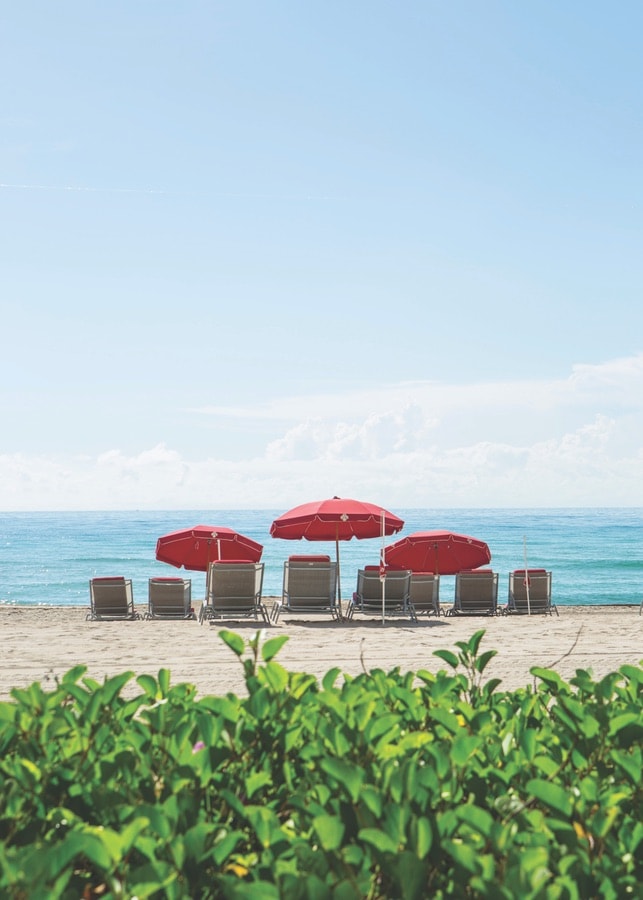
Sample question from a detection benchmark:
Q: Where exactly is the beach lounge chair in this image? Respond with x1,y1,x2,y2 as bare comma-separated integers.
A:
448,569,499,616
409,572,442,616
271,555,340,623
506,569,557,616
200,561,268,624
146,577,194,620
346,567,416,622
87,577,139,621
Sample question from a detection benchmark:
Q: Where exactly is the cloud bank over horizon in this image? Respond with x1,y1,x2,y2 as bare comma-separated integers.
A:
2,355,642,511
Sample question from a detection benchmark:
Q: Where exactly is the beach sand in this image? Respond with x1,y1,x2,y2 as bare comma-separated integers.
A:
0,603,641,701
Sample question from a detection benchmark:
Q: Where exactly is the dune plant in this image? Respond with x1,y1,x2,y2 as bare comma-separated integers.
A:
0,629,640,898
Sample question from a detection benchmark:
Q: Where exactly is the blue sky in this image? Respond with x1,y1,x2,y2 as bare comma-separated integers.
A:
2,1,642,510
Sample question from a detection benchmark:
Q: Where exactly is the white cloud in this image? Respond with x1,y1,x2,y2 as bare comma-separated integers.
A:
1,356,643,509
569,354,643,395
265,407,436,462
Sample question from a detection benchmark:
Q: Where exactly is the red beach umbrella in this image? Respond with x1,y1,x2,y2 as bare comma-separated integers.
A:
270,496,404,601
385,530,491,575
155,525,263,572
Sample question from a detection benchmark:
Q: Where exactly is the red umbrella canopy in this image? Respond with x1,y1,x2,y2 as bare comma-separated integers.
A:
155,525,263,571
270,497,404,542
385,530,491,575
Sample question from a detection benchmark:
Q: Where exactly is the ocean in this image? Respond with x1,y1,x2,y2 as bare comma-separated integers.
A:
1,509,641,609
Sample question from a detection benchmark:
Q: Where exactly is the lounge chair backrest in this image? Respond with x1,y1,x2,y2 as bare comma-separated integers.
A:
272,555,342,622
508,569,553,612
207,562,264,608
283,559,338,608
348,568,415,621
288,554,331,563
148,577,192,618
89,577,135,620
409,572,440,614
454,570,498,615
357,568,412,604
200,562,268,624
269,558,340,623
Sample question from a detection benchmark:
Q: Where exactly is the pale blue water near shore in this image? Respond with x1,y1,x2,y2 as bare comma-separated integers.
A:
0,509,641,609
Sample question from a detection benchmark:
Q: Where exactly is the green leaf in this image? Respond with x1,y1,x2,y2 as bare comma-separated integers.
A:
358,827,398,854
245,770,273,799
433,649,458,669
158,668,171,695
262,661,289,692
66,828,119,869
519,728,538,761
456,804,494,838
137,673,158,697
322,667,342,690
19,758,42,782
366,713,401,743
532,755,559,777
261,634,289,661
319,758,364,802
530,667,565,690
451,734,480,767
619,663,643,684
609,712,642,736
341,845,365,867
429,707,462,734
99,671,135,705
119,817,151,852
468,629,486,657
211,829,245,866
475,649,498,674
60,665,88,684
244,805,281,849
526,778,573,817
393,851,427,900
443,838,479,873
411,816,432,858
136,805,173,840
182,822,214,860
359,785,383,818
219,629,245,657
482,677,503,695
610,748,641,784
313,814,345,851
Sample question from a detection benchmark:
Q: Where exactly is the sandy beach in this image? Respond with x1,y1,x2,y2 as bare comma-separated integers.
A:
1,602,641,701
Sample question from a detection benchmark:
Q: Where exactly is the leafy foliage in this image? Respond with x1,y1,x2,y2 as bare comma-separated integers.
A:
0,630,640,898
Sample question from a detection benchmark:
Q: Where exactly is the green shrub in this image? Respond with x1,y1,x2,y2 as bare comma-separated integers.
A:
0,629,640,898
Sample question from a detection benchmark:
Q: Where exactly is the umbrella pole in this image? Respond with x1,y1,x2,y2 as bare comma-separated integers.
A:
335,527,341,605
381,510,386,625
205,541,212,608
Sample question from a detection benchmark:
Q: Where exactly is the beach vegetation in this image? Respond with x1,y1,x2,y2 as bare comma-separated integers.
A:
0,629,640,898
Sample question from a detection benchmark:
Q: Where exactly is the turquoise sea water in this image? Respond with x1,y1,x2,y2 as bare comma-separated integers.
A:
0,509,642,608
